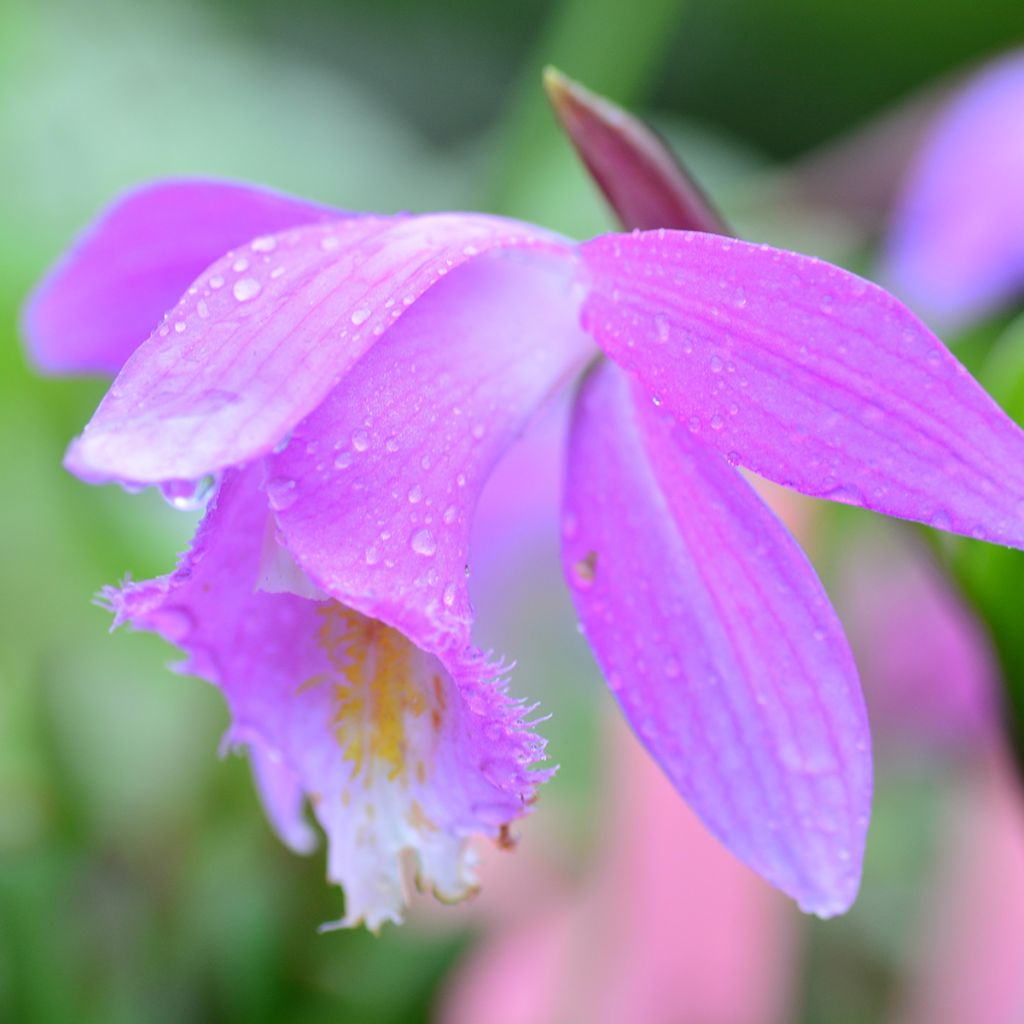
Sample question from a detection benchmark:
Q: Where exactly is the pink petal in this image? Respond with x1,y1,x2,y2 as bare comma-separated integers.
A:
65,213,571,487
269,251,594,650
580,230,1024,548
886,50,1024,328
107,466,549,929
561,360,871,916
23,179,341,375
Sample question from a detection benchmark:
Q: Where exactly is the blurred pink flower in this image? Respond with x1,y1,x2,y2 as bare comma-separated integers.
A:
885,49,1024,327
24,176,1024,923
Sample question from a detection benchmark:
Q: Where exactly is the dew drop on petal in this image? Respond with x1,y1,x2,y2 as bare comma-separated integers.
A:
350,306,371,326
654,313,670,343
410,529,437,557
266,477,297,511
407,484,424,504
351,430,370,452
251,235,277,252
233,277,261,302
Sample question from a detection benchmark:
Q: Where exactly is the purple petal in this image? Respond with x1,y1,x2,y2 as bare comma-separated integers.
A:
562,361,871,916
66,213,571,487
23,179,341,375
579,230,1024,548
885,50,1024,327
107,466,549,929
269,251,595,650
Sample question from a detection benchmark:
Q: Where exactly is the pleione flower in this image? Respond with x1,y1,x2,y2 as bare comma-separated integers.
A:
885,48,1024,328
24,177,1024,924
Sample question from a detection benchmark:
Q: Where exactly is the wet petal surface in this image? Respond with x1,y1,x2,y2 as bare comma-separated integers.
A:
561,361,871,916
66,214,571,487
270,251,594,650
24,178,340,374
580,230,1024,548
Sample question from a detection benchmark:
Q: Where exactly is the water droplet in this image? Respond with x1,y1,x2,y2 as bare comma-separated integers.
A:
160,474,219,511
442,582,457,607
266,477,297,511
364,545,381,565
173,321,187,333
320,235,340,252
232,257,250,273
233,277,261,302
407,484,424,504
209,274,225,289
930,509,951,531
251,235,276,252
443,505,457,525
709,355,723,373
654,313,670,343
333,452,352,469
726,450,741,467
350,306,371,326
819,294,834,314
471,423,486,441
710,413,724,431
196,300,210,319
385,436,400,453
410,529,437,557
687,416,701,433
350,430,369,452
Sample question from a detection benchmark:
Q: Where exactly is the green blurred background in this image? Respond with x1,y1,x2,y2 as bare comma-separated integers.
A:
1,0,1022,1021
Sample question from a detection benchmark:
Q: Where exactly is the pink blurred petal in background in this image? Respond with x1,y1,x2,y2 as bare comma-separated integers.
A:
440,707,798,1024
895,754,1024,1024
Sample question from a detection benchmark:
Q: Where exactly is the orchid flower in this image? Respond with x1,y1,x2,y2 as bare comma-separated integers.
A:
23,150,1024,927
885,48,1024,328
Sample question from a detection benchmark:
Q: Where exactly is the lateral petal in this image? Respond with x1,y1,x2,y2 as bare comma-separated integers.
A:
579,230,1024,547
23,178,340,375
561,361,871,916
65,213,571,487
269,251,594,650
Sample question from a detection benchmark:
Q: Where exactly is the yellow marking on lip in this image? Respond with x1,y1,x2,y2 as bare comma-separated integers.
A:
304,604,445,785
